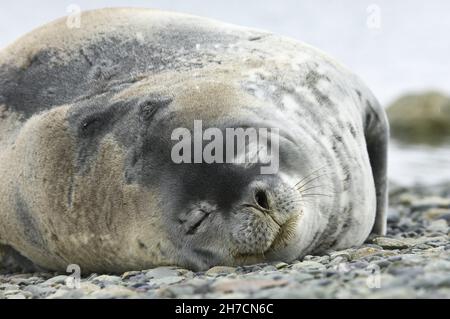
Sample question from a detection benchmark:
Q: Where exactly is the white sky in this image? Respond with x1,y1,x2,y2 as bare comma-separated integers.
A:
1,0,450,106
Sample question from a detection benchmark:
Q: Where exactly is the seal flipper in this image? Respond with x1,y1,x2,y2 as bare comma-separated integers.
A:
364,99,389,236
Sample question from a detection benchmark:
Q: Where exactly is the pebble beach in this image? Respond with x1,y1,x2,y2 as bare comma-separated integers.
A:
1,182,449,299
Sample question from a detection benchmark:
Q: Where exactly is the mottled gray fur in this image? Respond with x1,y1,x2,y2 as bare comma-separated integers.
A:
0,8,388,273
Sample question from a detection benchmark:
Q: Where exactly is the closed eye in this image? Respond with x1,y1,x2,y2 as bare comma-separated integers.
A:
82,116,101,131
79,112,112,137
138,96,173,123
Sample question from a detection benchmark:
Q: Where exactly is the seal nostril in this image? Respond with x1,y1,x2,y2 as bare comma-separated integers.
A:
254,190,270,210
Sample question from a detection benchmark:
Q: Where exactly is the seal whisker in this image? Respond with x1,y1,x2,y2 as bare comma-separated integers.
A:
300,193,333,197
296,185,330,193
293,165,327,188
296,173,330,191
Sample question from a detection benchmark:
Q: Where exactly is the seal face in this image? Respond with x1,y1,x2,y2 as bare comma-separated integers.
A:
0,8,388,272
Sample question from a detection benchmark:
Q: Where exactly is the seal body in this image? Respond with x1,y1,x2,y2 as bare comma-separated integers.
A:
0,8,388,272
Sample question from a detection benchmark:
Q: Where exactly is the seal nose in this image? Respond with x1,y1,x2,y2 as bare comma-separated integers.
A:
254,188,270,211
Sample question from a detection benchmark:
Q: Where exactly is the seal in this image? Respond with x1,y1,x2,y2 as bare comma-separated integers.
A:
0,8,388,273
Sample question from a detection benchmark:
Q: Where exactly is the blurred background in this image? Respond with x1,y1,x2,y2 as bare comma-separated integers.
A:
1,0,449,186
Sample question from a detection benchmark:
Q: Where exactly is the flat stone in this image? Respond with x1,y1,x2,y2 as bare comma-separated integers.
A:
424,208,450,221
87,285,138,299
23,285,57,297
5,293,28,299
92,275,122,285
329,249,353,260
212,278,289,293
261,265,278,272
121,271,141,280
157,285,195,298
351,246,382,259
177,269,195,278
424,260,450,272
216,292,249,299
3,289,24,296
150,276,184,287
373,237,413,249
145,267,179,279
42,275,69,286
373,259,391,268
294,273,315,283
413,273,450,288
79,282,101,292
311,255,330,263
427,220,448,233
274,262,289,269
0,283,20,291
292,261,326,272
328,256,348,267
412,197,450,211
46,288,81,299
205,266,236,276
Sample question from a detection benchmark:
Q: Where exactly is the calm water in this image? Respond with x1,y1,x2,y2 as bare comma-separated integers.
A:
389,140,450,186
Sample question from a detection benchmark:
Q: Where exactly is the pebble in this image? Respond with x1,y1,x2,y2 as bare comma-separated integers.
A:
0,283,20,291
411,197,450,212
261,265,278,272
42,275,69,286
423,208,450,221
149,276,184,287
352,246,382,259
145,267,179,279
91,275,122,286
387,209,401,223
23,285,57,297
274,262,288,269
121,271,141,280
88,285,138,299
205,266,236,276
373,259,391,268
373,237,413,249
328,250,352,261
0,190,449,299
292,261,326,272
427,220,448,233
212,278,289,293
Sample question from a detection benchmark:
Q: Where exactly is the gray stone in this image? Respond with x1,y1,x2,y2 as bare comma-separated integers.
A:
0,283,20,291
149,276,184,287
427,220,448,233
373,237,413,249
91,275,122,285
205,266,237,276
23,285,57,297
145,267,180,279
274,262,289,269
352,246,383,259
87,285,138,299
121,271,141,280
292,261,326,272
42,275,69,286
261,265,278,272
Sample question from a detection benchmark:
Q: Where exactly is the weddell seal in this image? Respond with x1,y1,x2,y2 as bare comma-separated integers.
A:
0,8,389,273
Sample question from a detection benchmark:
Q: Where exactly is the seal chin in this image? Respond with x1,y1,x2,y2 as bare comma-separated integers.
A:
231,212,301,263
